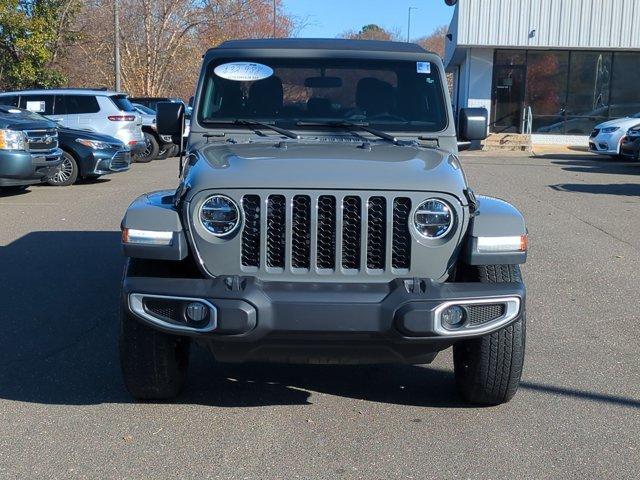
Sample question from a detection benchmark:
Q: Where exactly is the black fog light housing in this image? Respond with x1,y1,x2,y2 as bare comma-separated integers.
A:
440,305,466,330
185,301,209,324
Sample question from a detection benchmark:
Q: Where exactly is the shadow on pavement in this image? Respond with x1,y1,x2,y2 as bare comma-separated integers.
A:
550,183,640,196
544,155,640,175
0,231,638,410
0,230,464,409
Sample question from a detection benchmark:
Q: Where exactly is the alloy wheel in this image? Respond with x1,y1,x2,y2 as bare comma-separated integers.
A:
52,157,74,184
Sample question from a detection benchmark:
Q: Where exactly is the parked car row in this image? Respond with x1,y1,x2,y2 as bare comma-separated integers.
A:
589,113,640,160
0,105,132,191
0,89,185,192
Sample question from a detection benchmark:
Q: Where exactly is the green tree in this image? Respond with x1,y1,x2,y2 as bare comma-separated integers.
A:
342,24,398,41
0,0,79,89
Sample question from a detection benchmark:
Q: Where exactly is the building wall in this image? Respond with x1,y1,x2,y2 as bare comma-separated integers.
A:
452,48,494,124
452,0,640,50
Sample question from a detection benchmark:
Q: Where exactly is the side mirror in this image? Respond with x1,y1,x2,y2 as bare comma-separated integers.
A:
157,101,185,145
188,96,194,108
458,107,488,141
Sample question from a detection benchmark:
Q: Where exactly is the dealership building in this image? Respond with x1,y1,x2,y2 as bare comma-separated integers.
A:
445,0,640,144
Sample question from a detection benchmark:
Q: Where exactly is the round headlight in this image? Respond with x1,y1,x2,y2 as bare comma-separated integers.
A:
199,195,240,237
414,199,454,238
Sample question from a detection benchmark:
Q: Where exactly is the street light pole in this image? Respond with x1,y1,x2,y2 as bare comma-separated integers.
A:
407,6,417,42
114,0,121,91
273,0,276,38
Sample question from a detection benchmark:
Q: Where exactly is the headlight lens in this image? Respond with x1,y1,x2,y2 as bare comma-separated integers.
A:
199,195,240,237
414,199,454,238
0,129,27,150
601,127,619,133
76,138,111,150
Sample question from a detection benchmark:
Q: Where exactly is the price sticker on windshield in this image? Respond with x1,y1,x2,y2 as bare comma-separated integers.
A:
214,62,274,82
416,62,431,74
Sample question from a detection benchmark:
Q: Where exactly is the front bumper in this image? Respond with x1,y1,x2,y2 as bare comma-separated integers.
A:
88,149,132,175
620,137,640,159
588,133,622,155
124,274,525,364
0,148,63,186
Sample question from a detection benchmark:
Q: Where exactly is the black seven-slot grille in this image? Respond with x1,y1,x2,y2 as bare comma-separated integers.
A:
240,194,412,273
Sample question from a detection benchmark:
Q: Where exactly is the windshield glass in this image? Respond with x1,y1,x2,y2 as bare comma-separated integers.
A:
199,58,448,132
133,104,156,115
110,95,136,112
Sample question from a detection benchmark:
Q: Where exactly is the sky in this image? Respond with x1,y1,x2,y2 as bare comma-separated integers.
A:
282,0,454,41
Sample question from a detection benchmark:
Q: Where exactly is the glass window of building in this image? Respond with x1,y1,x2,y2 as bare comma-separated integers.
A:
610,52,640,118
525,51,569,133
563,51,612,134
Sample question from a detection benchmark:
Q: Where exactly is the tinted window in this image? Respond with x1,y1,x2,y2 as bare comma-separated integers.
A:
110,95,136,112
199,58,448,132
62,95,100,114
610,52,640,118
495,50,526,66
0,95,19,107
19,95,55,115
133,103,156,115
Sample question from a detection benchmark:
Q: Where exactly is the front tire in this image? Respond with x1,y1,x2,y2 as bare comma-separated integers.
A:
47,151,78,186
134,132,159,163
119,261,190,399
453,265,526,405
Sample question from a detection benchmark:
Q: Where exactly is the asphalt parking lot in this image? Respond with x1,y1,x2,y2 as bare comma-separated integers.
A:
0,152,638,479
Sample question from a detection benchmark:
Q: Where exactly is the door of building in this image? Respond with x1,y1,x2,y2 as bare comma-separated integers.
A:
491,65,525,133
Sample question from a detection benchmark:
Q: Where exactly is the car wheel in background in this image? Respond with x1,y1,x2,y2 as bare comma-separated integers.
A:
155,147,170,160
46,151,78,187
135,132,159,163
168,145,180,157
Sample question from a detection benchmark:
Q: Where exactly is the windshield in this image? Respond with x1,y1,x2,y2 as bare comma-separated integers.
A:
110,95,136,112
199,58,448,132
133,104,156,115
0,107,51,123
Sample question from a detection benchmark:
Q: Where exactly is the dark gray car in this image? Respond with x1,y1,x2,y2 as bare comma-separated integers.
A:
119,39,528,405
0,105,63,192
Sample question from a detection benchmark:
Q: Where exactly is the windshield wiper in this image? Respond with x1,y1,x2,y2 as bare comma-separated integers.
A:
296,120,402,145
233,119,300,140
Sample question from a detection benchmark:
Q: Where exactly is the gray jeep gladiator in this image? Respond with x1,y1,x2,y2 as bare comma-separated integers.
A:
120,39,528,405
0,105,63,192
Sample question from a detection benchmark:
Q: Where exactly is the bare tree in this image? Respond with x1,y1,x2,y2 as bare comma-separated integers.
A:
416,25,447,58
58,0,297,99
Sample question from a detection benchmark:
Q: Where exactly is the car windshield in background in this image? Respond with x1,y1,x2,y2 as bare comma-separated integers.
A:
199,58,448,132
111,95,136,112
0,107,49,123
133,104,156,115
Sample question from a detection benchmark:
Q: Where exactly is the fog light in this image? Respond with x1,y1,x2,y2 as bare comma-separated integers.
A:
185,302,208,323
441,305,466,330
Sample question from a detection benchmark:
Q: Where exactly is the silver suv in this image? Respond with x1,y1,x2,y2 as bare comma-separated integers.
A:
0,89,145,154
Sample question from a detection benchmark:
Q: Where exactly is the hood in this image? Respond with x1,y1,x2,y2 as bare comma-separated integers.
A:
58,127,123,145
596,116,640,129
184,139,468,201
0,106,57,130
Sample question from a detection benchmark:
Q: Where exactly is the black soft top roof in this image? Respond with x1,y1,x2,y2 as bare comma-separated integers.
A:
210,38,430,56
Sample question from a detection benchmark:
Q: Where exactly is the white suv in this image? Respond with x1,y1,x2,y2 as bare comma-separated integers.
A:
0,89,145,154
